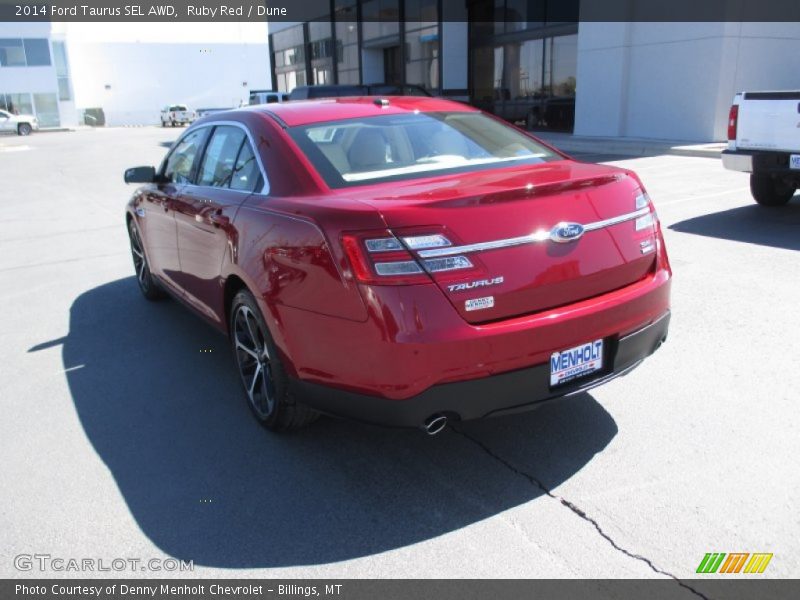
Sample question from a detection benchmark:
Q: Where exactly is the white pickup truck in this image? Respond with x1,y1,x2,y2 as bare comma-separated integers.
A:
722,91,800,206
0,109,38,135
160,104,195,127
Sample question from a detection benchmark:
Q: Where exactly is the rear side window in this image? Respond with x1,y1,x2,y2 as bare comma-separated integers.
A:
230,141,262,192
163,128,207,184
197,126,246,187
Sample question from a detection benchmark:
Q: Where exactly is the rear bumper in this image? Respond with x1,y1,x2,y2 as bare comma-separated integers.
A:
292,310,670,428
722,149,800,178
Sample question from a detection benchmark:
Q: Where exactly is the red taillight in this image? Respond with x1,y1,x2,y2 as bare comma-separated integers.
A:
727,104,738,141
341,229,475,286
341,231,429,285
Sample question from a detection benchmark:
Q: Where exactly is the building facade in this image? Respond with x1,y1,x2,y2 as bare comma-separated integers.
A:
268,1,800,141
1,22,271,128
0,23,77,128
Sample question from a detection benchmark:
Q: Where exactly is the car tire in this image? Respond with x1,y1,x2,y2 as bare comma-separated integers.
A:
750,174,795,206
17,123,32,136
128,219,166,301
230,290,319,432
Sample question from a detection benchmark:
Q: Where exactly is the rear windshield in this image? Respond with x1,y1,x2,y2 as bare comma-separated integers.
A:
288,112,560,188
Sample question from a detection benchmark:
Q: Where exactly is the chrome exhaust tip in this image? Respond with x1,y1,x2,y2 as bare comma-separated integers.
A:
423,414,448,436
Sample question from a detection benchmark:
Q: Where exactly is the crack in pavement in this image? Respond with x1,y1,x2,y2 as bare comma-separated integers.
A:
450,426,711,600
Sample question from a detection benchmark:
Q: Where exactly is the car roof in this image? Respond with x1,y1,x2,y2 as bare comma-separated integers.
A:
249,96,478,127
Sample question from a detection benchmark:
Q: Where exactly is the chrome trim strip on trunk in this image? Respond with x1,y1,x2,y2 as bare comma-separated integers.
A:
416,207,652,259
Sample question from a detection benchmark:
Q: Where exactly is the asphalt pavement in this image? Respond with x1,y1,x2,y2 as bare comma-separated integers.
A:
1,128,798,591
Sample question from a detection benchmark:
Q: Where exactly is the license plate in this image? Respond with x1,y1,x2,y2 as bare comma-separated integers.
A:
550,339,604,387
790,155,800,170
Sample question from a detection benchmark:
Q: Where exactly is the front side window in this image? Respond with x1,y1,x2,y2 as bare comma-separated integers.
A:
196,126,246,187
163,129,206,184
288,111,559,188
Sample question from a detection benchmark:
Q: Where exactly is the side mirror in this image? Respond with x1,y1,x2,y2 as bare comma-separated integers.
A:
124,166,156,184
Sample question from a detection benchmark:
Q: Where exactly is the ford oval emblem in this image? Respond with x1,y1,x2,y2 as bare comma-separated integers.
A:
550,222,585,243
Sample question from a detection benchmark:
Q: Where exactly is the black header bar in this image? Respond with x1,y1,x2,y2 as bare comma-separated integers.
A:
1,0,800,23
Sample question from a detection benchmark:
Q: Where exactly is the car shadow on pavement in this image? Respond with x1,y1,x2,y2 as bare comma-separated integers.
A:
669,199,800,251
51,277,618,568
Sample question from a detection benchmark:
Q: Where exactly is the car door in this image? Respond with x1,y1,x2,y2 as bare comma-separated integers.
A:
141,126,208,293
171,124,265,326
0,110,13,132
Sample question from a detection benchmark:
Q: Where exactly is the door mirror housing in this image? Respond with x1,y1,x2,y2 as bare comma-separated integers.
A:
124,166,156,184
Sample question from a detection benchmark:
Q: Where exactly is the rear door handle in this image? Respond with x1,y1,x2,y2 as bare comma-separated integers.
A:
208,210,229,228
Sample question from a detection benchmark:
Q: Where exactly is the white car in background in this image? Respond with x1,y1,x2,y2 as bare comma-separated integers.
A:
160,104,196,127
0,109,39,136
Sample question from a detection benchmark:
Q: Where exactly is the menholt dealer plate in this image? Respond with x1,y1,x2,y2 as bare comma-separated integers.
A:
550,339,604,387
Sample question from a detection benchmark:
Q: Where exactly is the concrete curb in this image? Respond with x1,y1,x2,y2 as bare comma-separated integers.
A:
534,133,725,159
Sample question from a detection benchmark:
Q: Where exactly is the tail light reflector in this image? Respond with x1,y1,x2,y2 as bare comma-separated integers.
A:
634,191,658,232
727,104,738,141
342,230,473,285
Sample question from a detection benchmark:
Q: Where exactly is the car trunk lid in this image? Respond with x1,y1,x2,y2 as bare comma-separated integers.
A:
347,161,658,324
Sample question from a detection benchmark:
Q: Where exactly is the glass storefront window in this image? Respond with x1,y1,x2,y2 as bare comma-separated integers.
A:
335,20,358,47
548,34,577,97
338,44,358,72
0,39,26,66
273,24,307,93
308,20,334,86
362,0,399,41
404,27,438,92
334,2,359,83
485,0,577,35
33,93,59,127
0,38,54,66
272,26,304,52
470,30,577,132
404,0,437,30
22,39,50,66
52,41,72,101
509,38,545,99
308,20,331,43
1,93,34,115
277,70,306,93
337,69,359,84
57,78,71,101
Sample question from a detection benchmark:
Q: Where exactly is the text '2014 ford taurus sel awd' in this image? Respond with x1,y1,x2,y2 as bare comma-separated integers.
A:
124,97,671,434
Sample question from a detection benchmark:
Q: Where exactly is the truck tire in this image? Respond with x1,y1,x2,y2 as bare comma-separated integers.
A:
750,174,795,207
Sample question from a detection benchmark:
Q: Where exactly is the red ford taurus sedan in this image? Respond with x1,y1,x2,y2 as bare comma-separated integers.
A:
124,97,671,433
